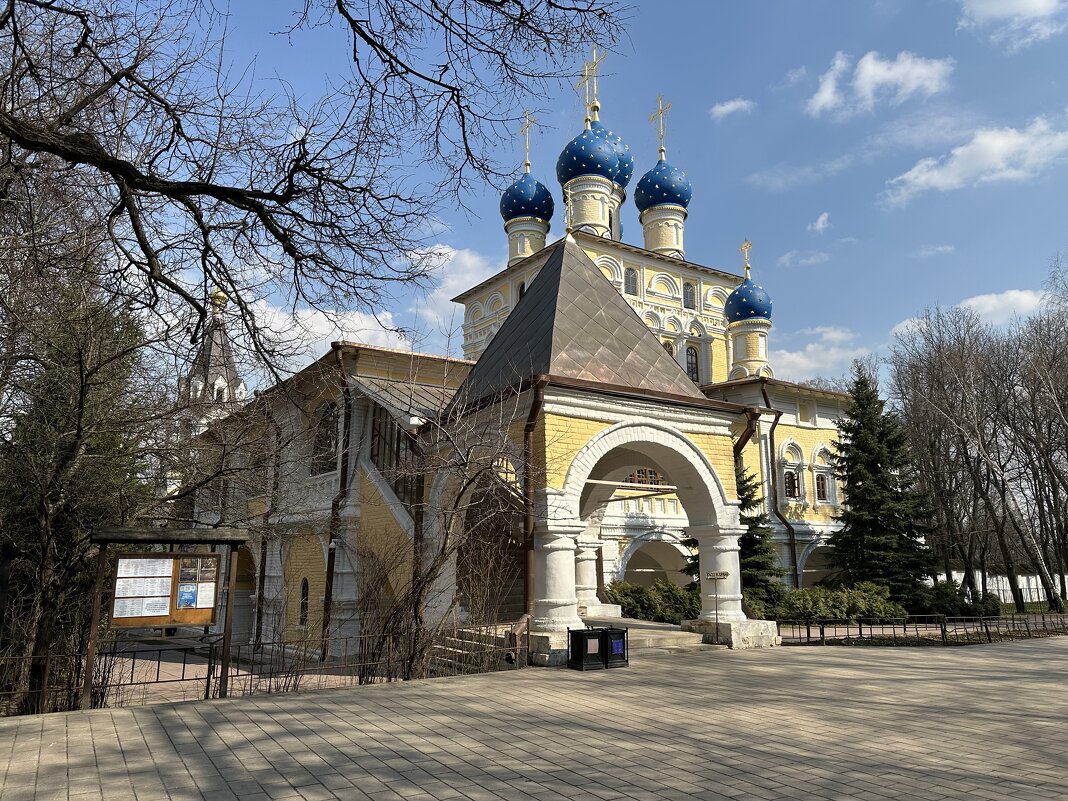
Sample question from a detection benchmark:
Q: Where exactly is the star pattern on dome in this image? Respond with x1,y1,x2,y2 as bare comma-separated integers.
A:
500,172,554,222
635,158,693,212
724,277,773,323
556,119,632,188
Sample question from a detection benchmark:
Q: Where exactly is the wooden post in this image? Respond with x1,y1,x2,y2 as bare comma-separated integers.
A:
80,543,109,710
218,543,239,699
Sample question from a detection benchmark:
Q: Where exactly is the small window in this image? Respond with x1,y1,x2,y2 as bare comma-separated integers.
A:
686,346,699,382
784,470,800,499
662,341,674,356
683,282,696,310
518,281,526,300
299,578,310,627
799,401,814,424
311,402,339,475
815,473,829,502
624,268,639,296
214,385,226,402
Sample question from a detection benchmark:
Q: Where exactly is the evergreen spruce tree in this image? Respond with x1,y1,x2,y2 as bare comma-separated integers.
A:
735,468,787,618
829,362,932,605
682,466,786,618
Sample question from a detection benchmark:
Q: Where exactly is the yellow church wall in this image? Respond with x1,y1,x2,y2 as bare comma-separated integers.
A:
282,529,325,641
358,470,415,599
680,431,738,500
542,413,612,489
773,422,840,524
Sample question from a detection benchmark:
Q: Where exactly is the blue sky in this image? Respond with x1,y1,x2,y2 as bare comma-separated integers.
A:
229,1,1068,380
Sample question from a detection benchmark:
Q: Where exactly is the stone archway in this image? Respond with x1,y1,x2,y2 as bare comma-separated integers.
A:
798,538,834,588
529,421,752,638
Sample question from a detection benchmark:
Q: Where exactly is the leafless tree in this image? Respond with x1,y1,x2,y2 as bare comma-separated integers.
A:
0,0,625,373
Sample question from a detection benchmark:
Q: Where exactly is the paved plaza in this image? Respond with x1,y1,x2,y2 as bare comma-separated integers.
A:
2,637,1067,801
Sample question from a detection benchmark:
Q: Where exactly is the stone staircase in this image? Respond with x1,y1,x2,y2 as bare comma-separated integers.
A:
581,616,729,655
428,623,522,676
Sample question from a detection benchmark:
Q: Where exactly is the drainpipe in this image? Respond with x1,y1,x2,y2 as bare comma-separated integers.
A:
522,377,548,616
760,380,801,589
322,344,356,659
733,407,762,459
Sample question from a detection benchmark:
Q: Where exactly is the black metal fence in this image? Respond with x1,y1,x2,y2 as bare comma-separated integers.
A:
1,621,529,717
778,614,1068,646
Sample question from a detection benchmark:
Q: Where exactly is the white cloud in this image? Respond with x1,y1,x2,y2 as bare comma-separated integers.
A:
959,0,1068,50
807,212,832,234
883,117,1068,205
777,250,831,267
852,51,954,112
248,299,410,371
771,326,870,382
782,66,807,87
913,244,956,258
746,154,854,191
806,51,953,119
959,288,1046,324
709,97,756,121
893,287,1047,337
806,51,851,117
409,245,502,354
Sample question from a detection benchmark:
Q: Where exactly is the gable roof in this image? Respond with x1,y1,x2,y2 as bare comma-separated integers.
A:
446,236,706,413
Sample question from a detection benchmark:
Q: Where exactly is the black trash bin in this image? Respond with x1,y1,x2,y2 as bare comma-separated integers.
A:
603,626,628,668
567,627,605,670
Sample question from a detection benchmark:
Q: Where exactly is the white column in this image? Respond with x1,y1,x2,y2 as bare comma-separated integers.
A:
688,524,746,623
574,543,602,607
532,526,585,632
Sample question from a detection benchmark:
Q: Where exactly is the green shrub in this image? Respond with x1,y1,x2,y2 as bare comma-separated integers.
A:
604,579,700,625
775,582,907,621
976,592,1003,617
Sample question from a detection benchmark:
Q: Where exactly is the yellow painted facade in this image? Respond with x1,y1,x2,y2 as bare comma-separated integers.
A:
542,413,612,489
358,470,415,599
282,529,325,641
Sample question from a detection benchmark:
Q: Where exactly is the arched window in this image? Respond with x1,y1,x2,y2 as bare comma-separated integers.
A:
784,470,800,499
815,473,829,502
214,385,226,402
311,402,339,475
518,281,526,300
662,340,674,356
683,282,696,310
298,578,310,627
685,346,700,382
624,268,638,296
626,468,662,486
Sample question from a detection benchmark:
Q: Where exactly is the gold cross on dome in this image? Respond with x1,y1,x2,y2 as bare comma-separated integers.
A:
519,110,536,171
575,63,591,114
649,94,672,157
575,46,606,118
740,239,753,278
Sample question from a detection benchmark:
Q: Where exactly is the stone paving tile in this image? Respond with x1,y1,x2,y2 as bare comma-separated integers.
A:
3,638,1068,799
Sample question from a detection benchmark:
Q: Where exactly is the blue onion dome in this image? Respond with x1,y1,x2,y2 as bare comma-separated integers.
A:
590,119,634,188
634,153,693,213
500,171,554,222
556,122,620,186
724,276,773,323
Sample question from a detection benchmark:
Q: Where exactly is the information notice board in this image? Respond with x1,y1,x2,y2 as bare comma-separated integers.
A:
110,553,221,627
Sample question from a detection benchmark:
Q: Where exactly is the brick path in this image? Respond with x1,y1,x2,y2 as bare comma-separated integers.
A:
1,637,1066,800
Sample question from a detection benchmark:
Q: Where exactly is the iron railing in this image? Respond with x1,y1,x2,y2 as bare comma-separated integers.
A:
1,619,529,716
777,614,1068,646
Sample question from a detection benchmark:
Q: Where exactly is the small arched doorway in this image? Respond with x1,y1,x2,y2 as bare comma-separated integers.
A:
618,533,691,588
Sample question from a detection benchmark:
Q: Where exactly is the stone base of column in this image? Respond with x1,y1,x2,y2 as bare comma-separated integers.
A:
681,618,780,649
528,631,569,666
577,602,622,618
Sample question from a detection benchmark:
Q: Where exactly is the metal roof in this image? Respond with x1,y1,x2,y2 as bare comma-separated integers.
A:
446,236,707,412
351,376,457,420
